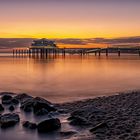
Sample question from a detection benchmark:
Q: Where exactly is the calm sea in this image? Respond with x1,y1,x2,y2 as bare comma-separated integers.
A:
0,53,140,103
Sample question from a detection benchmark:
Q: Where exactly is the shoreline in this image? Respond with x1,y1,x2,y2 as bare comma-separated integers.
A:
59,91,140,140
0,91,140,140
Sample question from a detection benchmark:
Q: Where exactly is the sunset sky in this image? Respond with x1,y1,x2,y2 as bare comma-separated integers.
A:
0,0,140,49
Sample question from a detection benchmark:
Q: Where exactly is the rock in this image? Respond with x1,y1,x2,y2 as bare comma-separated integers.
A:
131,131,139,137
1,95,12,104
20,96,57,114
33,97,57,113
125,136,136,140
68,108,104,126
0,92,15,96
9,105,15,111
14,93,33,102
58,109,67,114
34,108,48,116
0,104,4,112
90,122,108,133
20,98,33,112
69,116,90,126
60,131,77,137
1,94,19,105
11,98,19,105
57,91,140,139
1,94,12,100
118,133,130,139
23,121,37,129
0,113,20,128
37,118,61,133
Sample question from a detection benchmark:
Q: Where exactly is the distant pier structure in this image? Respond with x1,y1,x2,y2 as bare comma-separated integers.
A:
13,38,140,57
29,38,59,56
13,38,63,57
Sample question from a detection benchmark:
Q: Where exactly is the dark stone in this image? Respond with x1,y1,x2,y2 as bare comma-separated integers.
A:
1,95,12,104
33,97,57,113
68,116,75,121
60,131,77,137
126,136,136,140
0,92,15,96
37,118,61,133
70,109,87,117
9,105,15,111
34,108,48,116
58,109,67,114
90,122,108,132
0,113,20,128
20,98,34,112
23,121,37,129
1,94,12,100
11,98,19,105
69,116,90,126
23,107,32,112
14,93,33,102
0,104,4,112
20,96,57,115
119,133,129,139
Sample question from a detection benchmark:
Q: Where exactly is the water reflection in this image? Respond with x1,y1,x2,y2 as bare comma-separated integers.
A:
0,54,140,103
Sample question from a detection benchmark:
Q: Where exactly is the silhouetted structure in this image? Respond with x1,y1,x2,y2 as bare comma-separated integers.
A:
13,39,140,57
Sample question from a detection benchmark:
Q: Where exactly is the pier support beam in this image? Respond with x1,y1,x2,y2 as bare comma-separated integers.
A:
106,49,108,56
63,48,66,57
82,49,85,55
15,50,18,56
29,49,31,57
13,49,15,55
18,50,21,56
45,49,48,57
118,49,121,56
40,49,42,56
80,49,83,56
98,50,101,56
95,51,97,56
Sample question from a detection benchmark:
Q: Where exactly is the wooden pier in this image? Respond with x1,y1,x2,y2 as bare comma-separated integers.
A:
13,47,140,57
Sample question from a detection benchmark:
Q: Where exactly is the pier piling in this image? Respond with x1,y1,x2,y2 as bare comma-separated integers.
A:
106,49,108,56
118,50,121,56
98,50,101,56
13,47,140,58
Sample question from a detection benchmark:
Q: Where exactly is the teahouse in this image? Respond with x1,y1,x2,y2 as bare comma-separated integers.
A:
30,38,57,49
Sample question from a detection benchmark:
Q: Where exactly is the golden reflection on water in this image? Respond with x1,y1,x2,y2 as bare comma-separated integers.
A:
0,54,140,103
